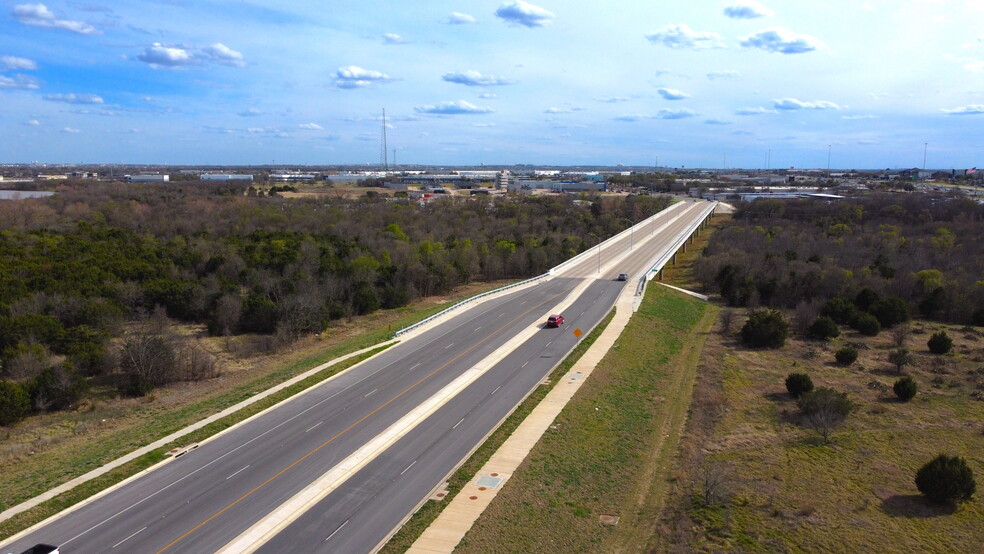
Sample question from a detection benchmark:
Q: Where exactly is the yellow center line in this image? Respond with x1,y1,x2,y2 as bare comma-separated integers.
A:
155,282,577,553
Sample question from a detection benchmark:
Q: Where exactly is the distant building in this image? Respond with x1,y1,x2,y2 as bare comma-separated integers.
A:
201,173,254,181
127,174,169,182
270,173,315,182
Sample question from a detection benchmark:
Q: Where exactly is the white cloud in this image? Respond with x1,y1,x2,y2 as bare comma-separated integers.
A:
942,104,984,115
544,106,584,114
298,122,323,130
383,33,407,44
655,108,696,119
333,65,393,88
773,98,840,110
238,108,263,117
657,87,691,100
61,127,80,133
137,43,194,67
614,109,696,121
740,28,823,54
707,70,740,80
965,60,984,72
0,74,40,90
442,70,513,86
473,123,496,127
842,114,876,120
25,119,40,126
595,96,631,103
495,1,555,28
136,42,245,68
201,43,246,67
645,24,725,50
479,92,498,99
723,1,774,19
0,55,37,71
414,100,493,114
446,12,477,24
43,93,104,104
704,118,731,125
12,3,99,35
735,106,776,115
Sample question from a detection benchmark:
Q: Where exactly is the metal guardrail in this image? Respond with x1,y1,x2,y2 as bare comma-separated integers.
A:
393,272,551,337
393,201,708,338
643,201,718,283
548,201,685,276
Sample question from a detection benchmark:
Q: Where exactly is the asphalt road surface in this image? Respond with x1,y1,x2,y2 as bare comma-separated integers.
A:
2,201,713,554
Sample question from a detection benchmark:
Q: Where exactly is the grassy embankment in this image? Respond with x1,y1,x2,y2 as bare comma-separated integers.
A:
444,217,722,553
0,282,507,540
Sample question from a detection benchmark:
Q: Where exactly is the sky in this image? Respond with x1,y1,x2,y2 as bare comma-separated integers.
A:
1,0,983,169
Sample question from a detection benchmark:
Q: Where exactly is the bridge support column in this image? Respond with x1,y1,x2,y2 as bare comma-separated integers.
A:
658,268,664,280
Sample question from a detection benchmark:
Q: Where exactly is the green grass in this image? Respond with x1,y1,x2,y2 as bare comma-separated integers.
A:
380,308,617,553
454,286,713,553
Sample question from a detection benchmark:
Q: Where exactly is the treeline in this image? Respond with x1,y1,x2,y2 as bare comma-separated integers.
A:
696,194,984,326
0,181,668,422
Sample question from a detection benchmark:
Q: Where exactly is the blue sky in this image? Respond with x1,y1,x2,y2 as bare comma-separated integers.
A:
1,0,983,168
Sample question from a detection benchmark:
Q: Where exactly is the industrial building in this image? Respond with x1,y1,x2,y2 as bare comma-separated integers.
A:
126,174,169,182
201,173,254,181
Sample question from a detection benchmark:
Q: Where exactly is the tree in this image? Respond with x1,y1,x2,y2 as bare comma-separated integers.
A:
785,373,814,398
741,309,790,348
893,376,917,401
807,316,840,340
915,454,976,505
972,307,984,327
798,387,855,443
927,330,953,354
888,347,915,374
851,312,881,336
869,296,911,328
835,346,858,366
0,380,30,426
890,323,911,348
821,296,858,325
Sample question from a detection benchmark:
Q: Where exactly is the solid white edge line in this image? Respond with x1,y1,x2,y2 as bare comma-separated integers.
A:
324,520,348,542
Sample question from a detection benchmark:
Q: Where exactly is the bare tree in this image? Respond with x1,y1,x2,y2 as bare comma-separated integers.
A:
691,458,735,506
891,323,911,348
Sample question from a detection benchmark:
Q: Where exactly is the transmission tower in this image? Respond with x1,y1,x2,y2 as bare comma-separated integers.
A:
379,108,388,172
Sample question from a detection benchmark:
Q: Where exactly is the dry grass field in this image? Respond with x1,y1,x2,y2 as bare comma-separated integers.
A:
660,315,984,552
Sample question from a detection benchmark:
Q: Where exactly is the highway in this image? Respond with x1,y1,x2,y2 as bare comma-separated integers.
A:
2,200,714,554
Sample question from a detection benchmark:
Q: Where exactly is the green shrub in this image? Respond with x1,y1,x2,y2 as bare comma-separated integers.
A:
807,316,840,340
835,346,858,366
893,376,917,401
915,454,976,505
851,312,881,336
785,373,814,398
972,307,984,327
927,330,953,354
741,309,790,349
869,296,911,328
797,387,856,443
821,297,858,325
0,380,31,426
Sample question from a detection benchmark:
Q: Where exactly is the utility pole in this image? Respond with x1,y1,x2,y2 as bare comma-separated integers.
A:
923,142,928,170
827,144,831,178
